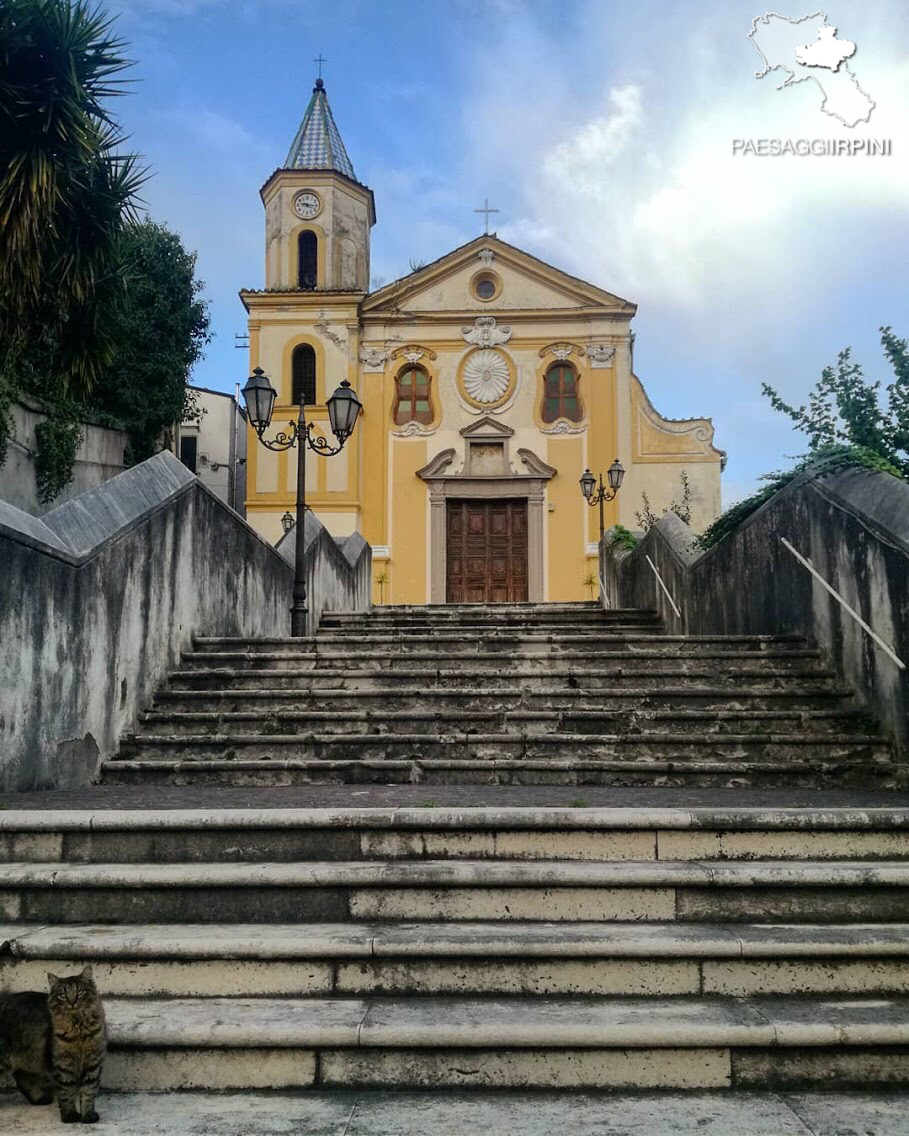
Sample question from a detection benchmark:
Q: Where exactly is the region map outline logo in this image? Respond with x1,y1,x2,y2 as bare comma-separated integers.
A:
748,10,875,128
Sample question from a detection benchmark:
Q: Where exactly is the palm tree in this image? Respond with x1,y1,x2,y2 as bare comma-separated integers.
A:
0,0,146,399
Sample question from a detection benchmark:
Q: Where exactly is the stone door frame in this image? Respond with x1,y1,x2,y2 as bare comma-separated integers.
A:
417,444,556,604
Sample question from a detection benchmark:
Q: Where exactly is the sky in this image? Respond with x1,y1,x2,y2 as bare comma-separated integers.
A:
109,0,909,505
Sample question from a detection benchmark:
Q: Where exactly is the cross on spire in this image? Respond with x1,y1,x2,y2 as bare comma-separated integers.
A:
474,197,499,234
314,53,326,79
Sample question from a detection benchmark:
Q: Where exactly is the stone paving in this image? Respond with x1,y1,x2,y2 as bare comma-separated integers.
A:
2,1090,909,1134
3,784,909,809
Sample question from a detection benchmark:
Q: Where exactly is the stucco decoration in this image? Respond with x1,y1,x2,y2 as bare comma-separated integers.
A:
462,316,512,347
540,342,585,361
518,448,558,479
542,418,586,436
478,247,495,267
415,448,456,479
588,344,616,368
359,345,388,372
393,419,436,438
391,344,437,363
463,349,510,404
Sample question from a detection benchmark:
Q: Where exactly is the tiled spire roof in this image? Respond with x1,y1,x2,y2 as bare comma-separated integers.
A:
284,78,357,181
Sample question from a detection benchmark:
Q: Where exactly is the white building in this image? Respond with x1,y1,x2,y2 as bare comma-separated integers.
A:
175,386,247,516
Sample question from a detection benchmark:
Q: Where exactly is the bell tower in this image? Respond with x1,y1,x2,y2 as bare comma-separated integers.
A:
261,78,375,292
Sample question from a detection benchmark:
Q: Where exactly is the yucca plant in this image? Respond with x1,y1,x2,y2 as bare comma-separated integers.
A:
0,0,146,399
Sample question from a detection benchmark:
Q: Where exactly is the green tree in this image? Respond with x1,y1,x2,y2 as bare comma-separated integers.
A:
0,0,145,399
93,219,211,464
762,327,909,476
0,5,210,500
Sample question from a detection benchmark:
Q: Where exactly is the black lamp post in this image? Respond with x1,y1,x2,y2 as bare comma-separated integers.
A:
580,459,625,539
242,366,362,637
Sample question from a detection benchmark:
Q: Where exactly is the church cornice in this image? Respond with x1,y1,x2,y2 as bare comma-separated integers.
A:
240,288,366,314
361,235,636,317
359,307,634,325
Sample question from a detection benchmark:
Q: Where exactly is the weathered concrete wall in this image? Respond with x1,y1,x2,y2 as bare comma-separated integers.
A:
601,468,909,759
0,451,370,793
275,514,372,638
0,399,128,514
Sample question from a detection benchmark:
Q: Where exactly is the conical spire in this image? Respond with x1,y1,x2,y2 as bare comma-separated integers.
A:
284,78,357,181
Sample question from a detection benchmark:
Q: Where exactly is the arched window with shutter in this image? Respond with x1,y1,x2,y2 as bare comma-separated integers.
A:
541,362,582,423
298,231,317,290
291,344,316,406
393,365,433,426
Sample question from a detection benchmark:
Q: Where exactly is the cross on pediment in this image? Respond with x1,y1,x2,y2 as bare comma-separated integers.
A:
474,197,499,234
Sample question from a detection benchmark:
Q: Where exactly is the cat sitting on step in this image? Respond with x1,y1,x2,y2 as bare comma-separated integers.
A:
0,966,106,1124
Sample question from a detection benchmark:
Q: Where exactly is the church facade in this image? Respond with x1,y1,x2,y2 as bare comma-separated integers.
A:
242,80,725,605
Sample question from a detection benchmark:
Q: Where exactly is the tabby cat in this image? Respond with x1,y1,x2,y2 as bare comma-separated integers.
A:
47,966,107,1124
0,990,55,1106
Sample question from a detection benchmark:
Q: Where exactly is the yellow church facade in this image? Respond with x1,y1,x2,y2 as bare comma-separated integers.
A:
242,80,724,606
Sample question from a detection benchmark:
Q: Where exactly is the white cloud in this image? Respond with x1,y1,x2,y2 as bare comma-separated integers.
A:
446,0,909,494
463,1,909,328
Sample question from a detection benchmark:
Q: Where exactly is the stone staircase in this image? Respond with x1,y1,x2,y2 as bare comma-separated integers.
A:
2,806,909,1092
105,602,898,789
2,603,908,1101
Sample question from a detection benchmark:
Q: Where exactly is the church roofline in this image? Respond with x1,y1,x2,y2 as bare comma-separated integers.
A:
362,233,637,315
632,373,728,470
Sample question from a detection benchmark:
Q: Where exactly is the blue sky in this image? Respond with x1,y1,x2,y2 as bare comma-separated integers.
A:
111,0,909,504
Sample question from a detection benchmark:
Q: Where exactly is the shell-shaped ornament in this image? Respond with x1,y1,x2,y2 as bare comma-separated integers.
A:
463,349,509,404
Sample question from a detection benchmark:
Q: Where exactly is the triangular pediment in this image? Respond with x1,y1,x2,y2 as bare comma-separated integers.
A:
362,236,635,317
460,416,514,439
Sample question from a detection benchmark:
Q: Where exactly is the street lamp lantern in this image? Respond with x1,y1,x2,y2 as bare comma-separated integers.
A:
607,458,625,493
244,366,362,636
326,380,363,444
241,367,277,433
579,458,625,539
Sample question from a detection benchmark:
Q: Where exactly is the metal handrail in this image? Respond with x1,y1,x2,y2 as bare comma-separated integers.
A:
598,570,611,610
781,537,906,670
644,554,682,619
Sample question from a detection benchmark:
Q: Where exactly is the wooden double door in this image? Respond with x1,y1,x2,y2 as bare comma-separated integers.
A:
446,499,528,603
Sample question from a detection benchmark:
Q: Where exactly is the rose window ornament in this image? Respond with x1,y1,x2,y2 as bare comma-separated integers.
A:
463,349,510,404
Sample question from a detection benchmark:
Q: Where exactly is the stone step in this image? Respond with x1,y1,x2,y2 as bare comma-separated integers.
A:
4,806,908,863
188,634,812,652
323,601,639,617
180,650,828,674
314,622,669,636
324,623,668,637
164,667,845,693
3,993,906,1091
193,640,818,658
4,858,908,923
308,633,808,648
102,755,899,790
136,708,875,739
4,922,909,998
152,685,857,713
117,731,891,765
185,641,822,659
2,1088,907,1132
